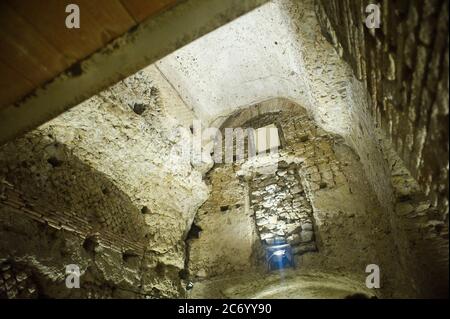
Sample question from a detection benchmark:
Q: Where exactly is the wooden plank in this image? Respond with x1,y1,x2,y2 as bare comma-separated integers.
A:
0,0,268,145
0,60,35,110
0,2,70,86
6,0,136,63
120,0,178,23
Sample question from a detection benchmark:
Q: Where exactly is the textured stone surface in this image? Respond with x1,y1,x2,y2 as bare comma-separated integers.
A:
250,164,316,251
187,99,420,298
0,0,447,299
0,66,208,298
186,99,426,298
157,1,312,124
188,268,377,299
187,164,260,278
315,0,449,219
243,109,317,250
383,134,448,297
159,1,402,262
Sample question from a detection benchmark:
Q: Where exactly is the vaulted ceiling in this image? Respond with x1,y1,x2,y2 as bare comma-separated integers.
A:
0,0,267,145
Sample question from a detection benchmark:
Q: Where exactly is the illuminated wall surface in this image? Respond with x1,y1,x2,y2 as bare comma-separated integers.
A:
0,0,448,299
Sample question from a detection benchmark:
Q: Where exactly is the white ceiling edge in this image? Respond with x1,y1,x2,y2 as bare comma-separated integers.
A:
156,0,313,127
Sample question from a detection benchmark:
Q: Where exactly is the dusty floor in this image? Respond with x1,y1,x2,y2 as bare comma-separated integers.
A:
188,268,376,299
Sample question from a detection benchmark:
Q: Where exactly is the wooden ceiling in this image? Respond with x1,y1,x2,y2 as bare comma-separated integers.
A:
0,0,177,110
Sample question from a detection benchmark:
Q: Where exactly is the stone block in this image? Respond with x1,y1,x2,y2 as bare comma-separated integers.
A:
260,232,274,241
286,223,302,234
300,230,314,242
287,233,301,245
293,243,317,255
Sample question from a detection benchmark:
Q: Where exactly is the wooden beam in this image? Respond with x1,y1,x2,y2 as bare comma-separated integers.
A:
0,0,268,145
6,0,136,64
120,0,178,23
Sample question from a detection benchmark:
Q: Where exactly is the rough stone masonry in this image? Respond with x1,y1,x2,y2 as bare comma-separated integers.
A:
316,0,449,219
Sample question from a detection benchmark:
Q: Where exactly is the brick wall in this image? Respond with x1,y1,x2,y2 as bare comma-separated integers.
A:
315,0,449,217
0,180,146,255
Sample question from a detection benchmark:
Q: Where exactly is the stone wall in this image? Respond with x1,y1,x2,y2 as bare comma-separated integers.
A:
0,200,148,298
0,66,209,298
189,99,418,297
0,180,146,255
315,0,449,218
0,260,39,299
250,162,317,255
383,135,449,297
187,164,260,279
0,138,148,244
239,110,318,254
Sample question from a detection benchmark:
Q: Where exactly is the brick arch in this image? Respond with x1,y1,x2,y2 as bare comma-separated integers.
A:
0,130,149,249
